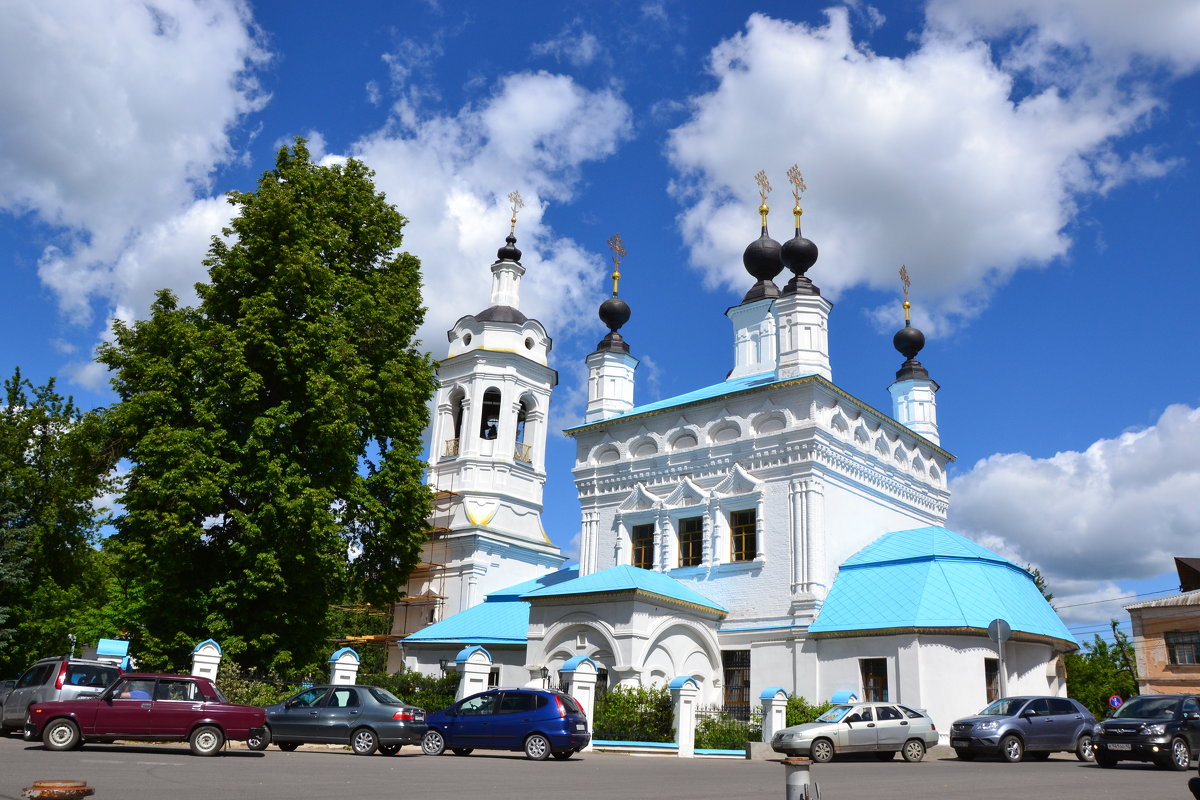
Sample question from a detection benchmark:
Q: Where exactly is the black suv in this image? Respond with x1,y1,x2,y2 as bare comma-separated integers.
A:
0,658,122,733
950,696,1097,762
1092,694,1200,770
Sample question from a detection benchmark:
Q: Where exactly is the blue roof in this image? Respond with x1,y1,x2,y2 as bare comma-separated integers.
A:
809,526,1076,646
404,568,578,646
564,371,784,430
521,564,727,614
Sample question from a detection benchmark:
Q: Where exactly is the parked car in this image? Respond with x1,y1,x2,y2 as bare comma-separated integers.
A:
1,657,122,733
1092,694,1200,770
950,696,1097,762
256,684,427,755
0,679,16,706
23,672,266,756
770,701,938,763
422,688,590,760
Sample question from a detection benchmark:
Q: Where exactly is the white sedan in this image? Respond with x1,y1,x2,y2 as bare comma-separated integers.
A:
771,702,939,763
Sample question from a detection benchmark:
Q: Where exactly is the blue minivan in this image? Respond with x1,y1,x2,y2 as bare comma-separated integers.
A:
422,688,590,760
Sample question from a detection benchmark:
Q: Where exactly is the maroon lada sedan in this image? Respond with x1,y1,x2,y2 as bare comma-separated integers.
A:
24,672,266,756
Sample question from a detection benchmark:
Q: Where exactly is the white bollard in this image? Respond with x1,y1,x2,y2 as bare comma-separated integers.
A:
784,757,820,800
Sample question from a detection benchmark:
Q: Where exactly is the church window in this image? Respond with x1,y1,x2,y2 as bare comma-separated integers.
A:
984,658,999,703
678,516,703,567
1166,631,1200,665
722,650,751,718
514,398,532,462
480,388,501,439
860,658,888,702
730,509,756,562
631,524,654,570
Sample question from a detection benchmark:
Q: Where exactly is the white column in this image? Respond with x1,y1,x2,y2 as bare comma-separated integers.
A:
803,478,826,596
760,687,790,743
328,648,361,685
670,676,700,758
455,646,494,701
560,657,599,753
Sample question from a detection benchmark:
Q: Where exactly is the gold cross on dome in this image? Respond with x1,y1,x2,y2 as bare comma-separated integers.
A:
787,164,806,201
899,265,912,321
507,190,524,234
754,170,772,204
607,233,626,295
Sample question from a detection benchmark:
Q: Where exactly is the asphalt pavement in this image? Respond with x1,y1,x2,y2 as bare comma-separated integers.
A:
0,737,1194,800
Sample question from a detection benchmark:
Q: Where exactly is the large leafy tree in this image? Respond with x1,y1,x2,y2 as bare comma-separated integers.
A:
98,140,435,671
0,369,109,675
1066,621,1139,717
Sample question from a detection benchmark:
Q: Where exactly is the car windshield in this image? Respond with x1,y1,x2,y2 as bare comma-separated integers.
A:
816,705,853,723
368,687,405,705
1112,697,1178,719
978,698,1028,716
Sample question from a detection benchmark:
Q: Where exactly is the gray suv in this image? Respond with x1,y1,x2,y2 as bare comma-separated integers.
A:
950,696,1097,762
1,658,121,733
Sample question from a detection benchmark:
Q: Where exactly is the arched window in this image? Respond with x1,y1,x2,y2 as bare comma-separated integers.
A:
480,388,501,439
516,399,529,444
450,389,465,439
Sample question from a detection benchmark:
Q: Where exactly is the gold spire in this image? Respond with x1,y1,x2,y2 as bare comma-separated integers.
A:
507,190,524,235
900,265,912,322
754,169,772,226
787,163,806,228
607,233,626,296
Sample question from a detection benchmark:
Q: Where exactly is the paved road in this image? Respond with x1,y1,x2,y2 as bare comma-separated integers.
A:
0,738,1194,800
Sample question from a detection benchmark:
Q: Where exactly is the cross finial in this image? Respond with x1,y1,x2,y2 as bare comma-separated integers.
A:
787,163,806,223
507,190,524,235
607,233,626,296
899,265,912,322
754,170,772,226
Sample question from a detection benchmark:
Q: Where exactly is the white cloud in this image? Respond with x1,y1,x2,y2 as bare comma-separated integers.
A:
667,7,1196,330
349,71,634,349
0,0,268,324
948,404,1200,624
532,22,604,68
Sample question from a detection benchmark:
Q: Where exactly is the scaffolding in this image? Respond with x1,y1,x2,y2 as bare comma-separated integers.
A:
391,482,458,638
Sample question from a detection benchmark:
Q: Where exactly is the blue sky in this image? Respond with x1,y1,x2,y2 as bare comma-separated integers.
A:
2,0,1198,644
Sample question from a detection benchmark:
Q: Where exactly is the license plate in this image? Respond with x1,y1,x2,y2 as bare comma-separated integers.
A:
951,739,969,747
576,724,585,731
1106,743,1131,751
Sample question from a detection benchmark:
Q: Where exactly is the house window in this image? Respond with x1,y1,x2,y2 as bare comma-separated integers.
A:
730,509,756,562
860,658,888,702
631,524,654,570
678,516,702,567
1166,631,1200,665
984,658,999,703
722,650,751,718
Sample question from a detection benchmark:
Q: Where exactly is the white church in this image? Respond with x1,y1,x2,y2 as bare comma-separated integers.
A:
388,179,1076,733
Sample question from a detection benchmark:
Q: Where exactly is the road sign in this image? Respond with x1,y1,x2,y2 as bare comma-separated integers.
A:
987,618,1011,643
1109,695,1123,709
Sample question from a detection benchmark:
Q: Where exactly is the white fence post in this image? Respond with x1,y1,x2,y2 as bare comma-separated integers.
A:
760,686,790,744
191,639,222,680
670,676,700,758
559,656,599,752
454,646,493,701
328,647,361,685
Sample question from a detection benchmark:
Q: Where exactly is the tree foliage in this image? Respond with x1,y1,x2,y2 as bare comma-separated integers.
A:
97,140,435,672
0,369,109,675
1066,621,1139,717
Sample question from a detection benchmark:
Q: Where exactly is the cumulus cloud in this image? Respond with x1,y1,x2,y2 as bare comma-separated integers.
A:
349,71,634,349
667,5,1197,331
948,404,1200,625
0,0,268,324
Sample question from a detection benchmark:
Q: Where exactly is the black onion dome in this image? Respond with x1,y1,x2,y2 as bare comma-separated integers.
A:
595,295,631,353
781,226,820,295
497,233,522,262
741,227,783,301
893,322,931,381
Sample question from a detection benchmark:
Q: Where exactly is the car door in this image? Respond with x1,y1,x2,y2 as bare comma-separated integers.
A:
272,688,330,740
1181,697,1200,752
3,663,54,727
95,678,156,736
841,706,878,752
1046,698,1085,749
873,705,910,749
1020,698,1055,749
318,687,361,742
492,691,541,748
444,692,499,748
151,678,203,738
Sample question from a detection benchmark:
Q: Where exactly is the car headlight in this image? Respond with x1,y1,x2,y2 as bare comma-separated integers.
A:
975,721,998,732
1142,724,1167,736
1092,724,1102,737
780,733,796,741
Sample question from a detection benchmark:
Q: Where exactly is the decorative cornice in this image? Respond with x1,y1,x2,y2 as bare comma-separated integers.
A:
527,588,727,619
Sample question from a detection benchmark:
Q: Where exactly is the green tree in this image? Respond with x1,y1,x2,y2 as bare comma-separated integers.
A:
0,369,109,675
97,139,435,672
1066,621,1139,717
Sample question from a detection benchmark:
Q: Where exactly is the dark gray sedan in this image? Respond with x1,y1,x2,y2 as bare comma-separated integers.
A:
253,685,427,755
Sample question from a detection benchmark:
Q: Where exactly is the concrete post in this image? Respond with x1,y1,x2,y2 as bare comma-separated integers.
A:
784,757,819,800
760,686,790,744
669,676,700,758
191,639,222,680
559,656,599,752
454,645,493,701
327,647,361,685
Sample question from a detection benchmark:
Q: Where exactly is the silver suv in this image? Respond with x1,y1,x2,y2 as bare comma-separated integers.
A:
0,658,122,733
950,696,1097,762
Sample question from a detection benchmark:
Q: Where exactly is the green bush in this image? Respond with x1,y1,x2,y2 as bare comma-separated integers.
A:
786,695,833,726
214,659,297,707
695,712,762,749
592,684,674,742
355,669,459,712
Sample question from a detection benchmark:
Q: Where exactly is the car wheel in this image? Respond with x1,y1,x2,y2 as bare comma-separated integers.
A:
552,750,573,760
277,742,299,752
1075,734,1094,762
1095,753,1118,768
524,733,551,761
422,729,446,756
350,727,378,756
1165,737,1191,771
246,726,270,752
451,748,473,756
189,725,225,757
1000,734,1024,763
901,739,926,763
379,744,402,756
43,719,81,751
954,749,975,761
810,738,835,763
874,751,895,761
